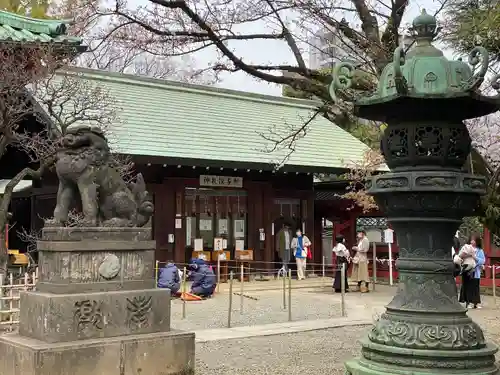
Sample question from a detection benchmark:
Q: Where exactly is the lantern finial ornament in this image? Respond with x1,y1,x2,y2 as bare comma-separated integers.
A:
411,9,438,41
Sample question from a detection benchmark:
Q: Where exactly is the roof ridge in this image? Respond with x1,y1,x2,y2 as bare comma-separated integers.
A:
0,10,71,36
59,66,325,110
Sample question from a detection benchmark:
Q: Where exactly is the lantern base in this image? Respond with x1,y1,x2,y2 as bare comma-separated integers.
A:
345,339,498,375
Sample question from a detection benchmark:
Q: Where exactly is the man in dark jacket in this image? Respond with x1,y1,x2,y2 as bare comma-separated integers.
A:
189,258,216,298
158,262,181,295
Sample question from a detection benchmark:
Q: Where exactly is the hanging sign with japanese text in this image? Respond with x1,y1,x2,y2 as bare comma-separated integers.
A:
384,228,394,244
200,175,243,188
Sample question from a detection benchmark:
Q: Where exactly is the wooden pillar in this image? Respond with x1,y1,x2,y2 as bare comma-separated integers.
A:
313,213,323,268
483,226,492,280
264,183,273,271
154,181,176,263
305,193,316,267
152,186,165,262
174,181,186,265
246,182,257,256
247,183,264,268
346,213,357,249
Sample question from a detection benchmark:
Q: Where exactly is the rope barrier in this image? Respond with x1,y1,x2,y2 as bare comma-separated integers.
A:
159,260,500,268
154,258,401,269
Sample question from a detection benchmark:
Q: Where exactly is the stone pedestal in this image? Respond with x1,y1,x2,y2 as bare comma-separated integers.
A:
0,227,195,375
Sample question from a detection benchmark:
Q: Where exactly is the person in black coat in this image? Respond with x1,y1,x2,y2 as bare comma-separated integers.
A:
333,235,350,293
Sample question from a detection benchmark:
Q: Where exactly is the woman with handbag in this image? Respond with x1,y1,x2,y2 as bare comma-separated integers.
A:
352,230,370,293
459,235,485,309
291,229,312,280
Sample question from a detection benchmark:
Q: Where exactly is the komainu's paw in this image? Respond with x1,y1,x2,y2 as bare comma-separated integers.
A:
102,217,130,227
44,218,63,227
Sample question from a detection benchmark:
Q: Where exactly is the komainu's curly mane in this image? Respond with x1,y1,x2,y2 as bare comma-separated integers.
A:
49,125,153,227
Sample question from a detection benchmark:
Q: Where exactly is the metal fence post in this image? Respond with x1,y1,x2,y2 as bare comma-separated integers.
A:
240,264,244,314
182,267,187,319
341,263,346,317
228,271,234,328
372,243,377,291
217,257,221,293
154,260,159,289
322,255,326,286
282,268,287,309
493,265,496,304
288,269,292,322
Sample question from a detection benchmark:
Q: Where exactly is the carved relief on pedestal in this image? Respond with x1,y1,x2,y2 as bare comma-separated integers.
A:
41,251,149,284
122,252,147,279
127,296,152,328
98,254,121,280
368,316,485,350
60,255,70,280
74,300,104,332
388,274,459,311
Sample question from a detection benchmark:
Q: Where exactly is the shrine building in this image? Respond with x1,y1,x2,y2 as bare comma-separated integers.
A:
7,65,386,271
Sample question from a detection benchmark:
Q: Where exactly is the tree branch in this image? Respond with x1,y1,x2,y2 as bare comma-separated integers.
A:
264,0,307,72
380,0,409,56
147,0,293,85
258,106,328,166
0,158,54,229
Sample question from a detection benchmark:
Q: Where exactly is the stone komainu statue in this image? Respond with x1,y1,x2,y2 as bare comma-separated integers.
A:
50,125,154,227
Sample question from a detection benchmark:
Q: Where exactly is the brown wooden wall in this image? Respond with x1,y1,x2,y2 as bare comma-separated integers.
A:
151,173,315,269
10,166,319,269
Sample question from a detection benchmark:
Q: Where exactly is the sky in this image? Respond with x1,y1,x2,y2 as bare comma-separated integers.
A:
187,0,453,96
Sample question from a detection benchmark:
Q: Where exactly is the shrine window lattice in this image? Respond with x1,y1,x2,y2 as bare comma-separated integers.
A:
356,217,389,244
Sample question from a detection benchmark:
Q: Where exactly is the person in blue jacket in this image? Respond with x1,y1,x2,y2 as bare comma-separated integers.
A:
189,258,216,298
157,262,181,295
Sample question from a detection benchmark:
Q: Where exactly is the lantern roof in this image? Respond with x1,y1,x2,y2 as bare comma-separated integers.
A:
329,9,500,122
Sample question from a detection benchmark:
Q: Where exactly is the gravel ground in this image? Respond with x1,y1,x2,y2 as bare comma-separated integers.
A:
170,289,344,331
195,313,500,375
193,286,500,374
196,326,370,375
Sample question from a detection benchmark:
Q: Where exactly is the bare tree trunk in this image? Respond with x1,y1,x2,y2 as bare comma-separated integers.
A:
0,164,51,286
0,231,7,275
0,227,7,312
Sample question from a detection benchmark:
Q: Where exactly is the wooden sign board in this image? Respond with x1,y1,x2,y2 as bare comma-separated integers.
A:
200,175,243,188
366,229,382,243
235,250,253,261
191,251,211,261
214,237,224,251
212,250,231,261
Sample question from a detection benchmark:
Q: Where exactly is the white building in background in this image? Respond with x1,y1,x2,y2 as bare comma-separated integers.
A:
308,29,413,70
309,30,352,70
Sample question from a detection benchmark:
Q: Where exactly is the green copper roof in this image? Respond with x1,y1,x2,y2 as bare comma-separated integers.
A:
0,10,83,45
53,68,378,172
330,9,500,121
